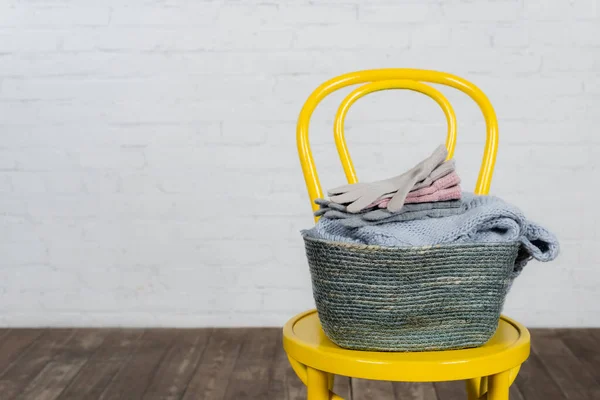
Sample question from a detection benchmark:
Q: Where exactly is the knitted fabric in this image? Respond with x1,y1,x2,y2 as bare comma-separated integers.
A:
314,198,464,228
409,171,461,197
368,172,461,208
377,184,462,206
372,164,459,205
412,159,456,191
305,192,559,272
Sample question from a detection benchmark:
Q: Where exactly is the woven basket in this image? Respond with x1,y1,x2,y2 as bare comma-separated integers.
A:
303,234,520,352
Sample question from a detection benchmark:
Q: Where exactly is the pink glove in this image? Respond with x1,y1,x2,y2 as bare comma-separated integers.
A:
377,185,462,207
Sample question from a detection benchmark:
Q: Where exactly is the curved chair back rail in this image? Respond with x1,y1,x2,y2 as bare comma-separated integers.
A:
334,80,457,185
296,69,499,213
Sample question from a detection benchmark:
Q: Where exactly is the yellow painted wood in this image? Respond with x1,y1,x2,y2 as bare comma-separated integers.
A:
327,373,334,390
333,80,457,185
508,365,521,387
288,354,308,385
488,370,511,400
289,356,343,399
466,377,484,400
283,310,530,383
467,369,518,399
307,367,333,400
296,69,499,214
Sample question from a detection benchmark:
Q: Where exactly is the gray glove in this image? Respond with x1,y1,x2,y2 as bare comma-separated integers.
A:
328,144,448,213
370,159,456,203
412,158,455,191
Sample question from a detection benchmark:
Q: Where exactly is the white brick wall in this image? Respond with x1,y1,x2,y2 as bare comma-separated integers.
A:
0,0,599,327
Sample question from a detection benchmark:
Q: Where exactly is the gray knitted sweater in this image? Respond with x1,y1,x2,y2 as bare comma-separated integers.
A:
303,193,559,271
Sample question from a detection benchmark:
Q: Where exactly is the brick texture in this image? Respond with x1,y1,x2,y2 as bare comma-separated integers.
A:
0,0,598,327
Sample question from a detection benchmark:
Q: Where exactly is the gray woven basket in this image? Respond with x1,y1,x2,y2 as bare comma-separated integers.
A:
302,235,520,352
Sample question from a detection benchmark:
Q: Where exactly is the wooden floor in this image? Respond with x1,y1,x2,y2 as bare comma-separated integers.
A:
0,328,597,399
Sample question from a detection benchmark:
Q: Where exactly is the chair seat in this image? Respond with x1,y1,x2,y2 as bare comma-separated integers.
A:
283,309,530,382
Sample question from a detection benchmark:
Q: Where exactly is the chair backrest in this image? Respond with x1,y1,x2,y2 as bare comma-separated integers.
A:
296,69,499,217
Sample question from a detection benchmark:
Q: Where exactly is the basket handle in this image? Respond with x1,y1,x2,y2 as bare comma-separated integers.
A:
297,69,499,214
334,80,457,185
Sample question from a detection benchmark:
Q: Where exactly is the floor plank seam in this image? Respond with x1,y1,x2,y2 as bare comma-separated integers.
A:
213,329,248,400
54,331,111,400
138,331,180,399
558,330,600,387
0,330,45,380
176,328,215,400
532,349,571,400
96,330,147,400
348,377,353,400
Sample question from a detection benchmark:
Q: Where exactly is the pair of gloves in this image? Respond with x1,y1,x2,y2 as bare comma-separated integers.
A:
328,145,451,213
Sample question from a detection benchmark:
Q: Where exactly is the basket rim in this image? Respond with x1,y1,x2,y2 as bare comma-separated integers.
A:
301,232,520,252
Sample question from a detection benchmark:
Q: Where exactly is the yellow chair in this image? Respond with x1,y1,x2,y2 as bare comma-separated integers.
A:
284,69,531,400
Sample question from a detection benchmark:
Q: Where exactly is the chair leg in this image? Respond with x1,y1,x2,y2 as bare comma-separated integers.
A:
487,370,510,400
307,366,330,400
466,377,486,400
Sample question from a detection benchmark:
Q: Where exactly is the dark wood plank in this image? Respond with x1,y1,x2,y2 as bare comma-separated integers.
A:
352,378,396,399
19,330,109,400
98,329,176,400
141,329,212,400
58,329,145,400
509,382,525,400
435,378,523,400
268,330,306,400
530,329,600,399
281,369,306,400
0,328,595,400
392,382,437,400
586,328,600,343
557,328,600,385
0,329,44,376
354,376,522,400
515,351,565,400
443,378,524,400
0,329,74,400
434,380,464,400
332,375,352,399
53,329,108,363
181,328,246,400
0,329,11,343
222,328,279,400
19,358,87,400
